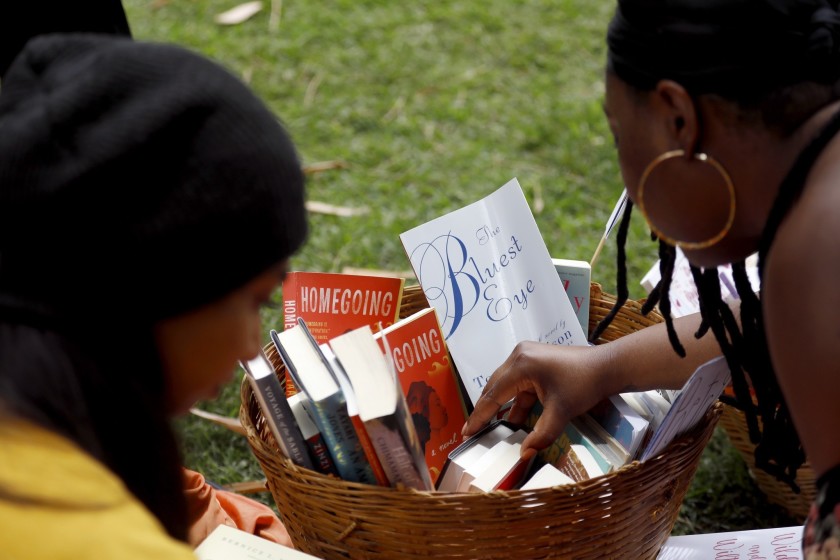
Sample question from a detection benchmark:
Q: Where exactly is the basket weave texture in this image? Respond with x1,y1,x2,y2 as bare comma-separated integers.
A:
719,405,816,521
240,282,722,560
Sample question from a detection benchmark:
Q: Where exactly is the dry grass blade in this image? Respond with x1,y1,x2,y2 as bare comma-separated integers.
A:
305,200,368,217
302,160,349,174
214,1,263,25
189,407,246,437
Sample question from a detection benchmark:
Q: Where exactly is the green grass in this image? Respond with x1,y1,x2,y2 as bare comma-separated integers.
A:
122,0,802,537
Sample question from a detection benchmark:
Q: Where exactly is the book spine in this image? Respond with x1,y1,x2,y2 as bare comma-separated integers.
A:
349,414,391,486
306,395,378,485
364,416,428,490
249,375,314,470
281,275,300,398
304,432,339,477
589,399,635,454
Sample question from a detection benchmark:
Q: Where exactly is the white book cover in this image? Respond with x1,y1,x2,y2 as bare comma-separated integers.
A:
640,247,761,319
641,356,731,461
656,525,802,559
195,524,323,560
400,178,587,405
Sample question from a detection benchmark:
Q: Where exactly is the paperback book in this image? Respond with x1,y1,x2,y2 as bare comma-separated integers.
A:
552,257,591,334
399,178,587,406
656,525,802,559
195,524,324,560
641,355,731,461
436,419,518,492
281,271,405,397
374,307,469,484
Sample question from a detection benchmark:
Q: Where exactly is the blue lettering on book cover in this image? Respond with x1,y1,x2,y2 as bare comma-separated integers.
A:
408,227,535,339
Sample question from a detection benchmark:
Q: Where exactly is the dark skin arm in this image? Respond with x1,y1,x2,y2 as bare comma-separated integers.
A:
462,309,723,459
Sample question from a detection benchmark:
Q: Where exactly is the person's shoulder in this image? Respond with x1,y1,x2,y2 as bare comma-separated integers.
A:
0,419,195,559
763,151,840,333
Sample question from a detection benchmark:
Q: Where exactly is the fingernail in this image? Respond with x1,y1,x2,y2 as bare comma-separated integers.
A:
461,421,468,435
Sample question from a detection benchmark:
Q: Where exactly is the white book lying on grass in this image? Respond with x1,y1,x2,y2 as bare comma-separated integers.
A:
656,525,803,560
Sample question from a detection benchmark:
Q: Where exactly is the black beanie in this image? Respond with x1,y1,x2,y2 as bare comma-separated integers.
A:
0,34,308,325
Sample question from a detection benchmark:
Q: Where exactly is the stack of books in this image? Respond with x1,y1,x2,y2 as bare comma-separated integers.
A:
246,178,730,494
243,271,469,490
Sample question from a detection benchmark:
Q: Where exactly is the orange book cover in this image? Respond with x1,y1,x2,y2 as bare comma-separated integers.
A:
375,307,469,485
281,271,405,397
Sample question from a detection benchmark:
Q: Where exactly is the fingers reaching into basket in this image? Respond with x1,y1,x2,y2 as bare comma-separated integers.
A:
462,341,610,458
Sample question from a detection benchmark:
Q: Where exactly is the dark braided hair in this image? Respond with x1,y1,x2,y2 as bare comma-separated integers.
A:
596,0,840,492
590,200,806,490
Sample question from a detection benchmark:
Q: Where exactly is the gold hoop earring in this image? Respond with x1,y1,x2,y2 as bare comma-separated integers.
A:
636,149,736,250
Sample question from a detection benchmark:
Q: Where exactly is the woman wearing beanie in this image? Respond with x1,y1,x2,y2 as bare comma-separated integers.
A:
463,1,840,555
0,33,307,558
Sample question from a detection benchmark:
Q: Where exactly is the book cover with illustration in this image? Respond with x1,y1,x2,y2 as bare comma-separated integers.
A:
281,271,405,397
399,178,587,406
374,307,469,485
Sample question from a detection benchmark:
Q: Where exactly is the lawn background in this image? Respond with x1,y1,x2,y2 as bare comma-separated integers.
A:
122,0,802,536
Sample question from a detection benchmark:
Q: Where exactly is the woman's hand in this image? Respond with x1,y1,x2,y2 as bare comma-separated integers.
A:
462,341,612,460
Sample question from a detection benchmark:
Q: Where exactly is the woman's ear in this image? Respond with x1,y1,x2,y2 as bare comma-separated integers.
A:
654,80,700,157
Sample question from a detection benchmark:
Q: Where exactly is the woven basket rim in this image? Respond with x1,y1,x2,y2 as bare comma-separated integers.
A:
238,280,721,559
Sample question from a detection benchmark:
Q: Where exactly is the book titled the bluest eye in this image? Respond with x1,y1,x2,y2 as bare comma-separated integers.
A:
399,178,587,406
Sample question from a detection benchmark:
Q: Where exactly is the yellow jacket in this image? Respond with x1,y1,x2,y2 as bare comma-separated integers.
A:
0,419,196,559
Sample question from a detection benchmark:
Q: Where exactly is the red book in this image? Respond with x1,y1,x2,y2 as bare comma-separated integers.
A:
281,271,405,397
375,307,469,486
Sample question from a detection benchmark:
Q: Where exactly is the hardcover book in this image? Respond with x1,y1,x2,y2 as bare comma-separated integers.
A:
271,322,379,485
399,178,587,406
329,325,434,490
374,307,469,485
281,271,406,397
240,350,313,470
287,392,338,477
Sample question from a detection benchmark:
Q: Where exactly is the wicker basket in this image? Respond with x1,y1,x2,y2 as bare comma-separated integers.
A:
719,404,816,521
240,282,722,560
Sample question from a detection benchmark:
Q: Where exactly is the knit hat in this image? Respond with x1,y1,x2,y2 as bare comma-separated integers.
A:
0,34,308,325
